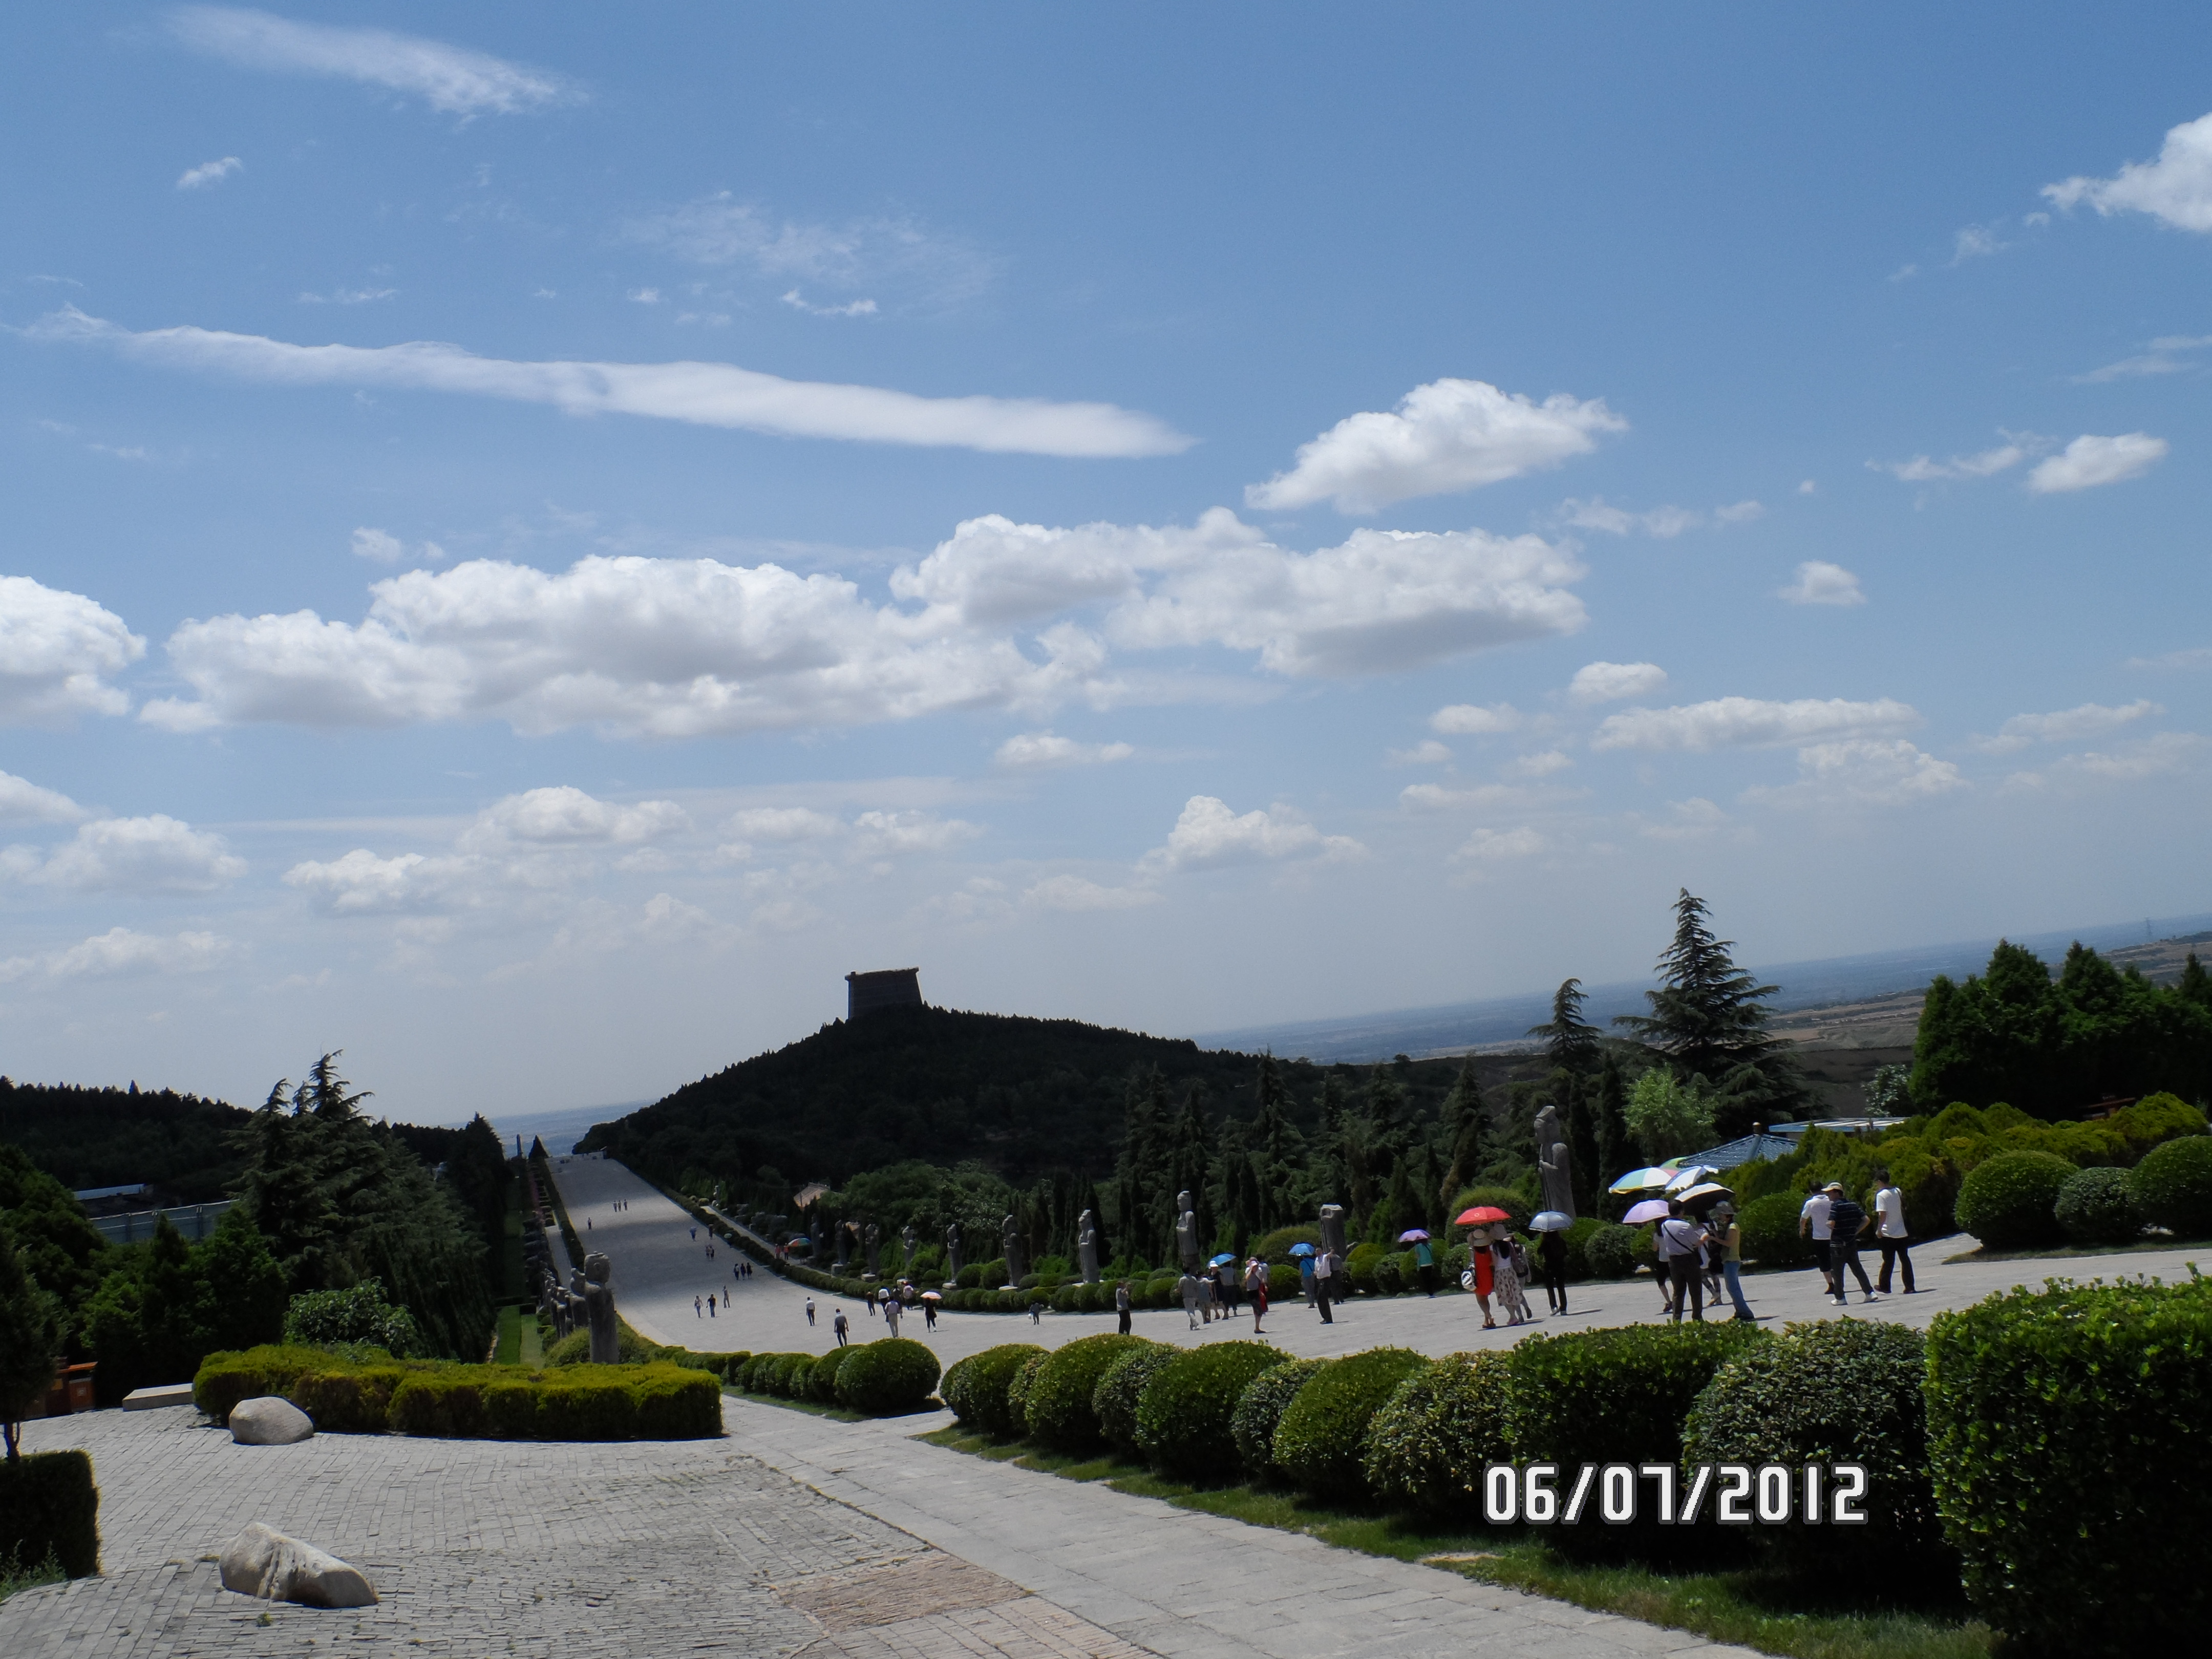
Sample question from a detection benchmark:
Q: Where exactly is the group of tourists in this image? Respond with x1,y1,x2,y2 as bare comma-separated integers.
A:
1650,1200,1754,1323
1799,1168,1916,1303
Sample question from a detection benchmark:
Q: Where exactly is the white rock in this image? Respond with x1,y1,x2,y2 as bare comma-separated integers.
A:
219,1522,378,1608
229,1396,315,1445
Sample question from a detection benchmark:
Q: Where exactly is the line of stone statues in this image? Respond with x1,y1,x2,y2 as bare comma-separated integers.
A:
536,1252,620,1364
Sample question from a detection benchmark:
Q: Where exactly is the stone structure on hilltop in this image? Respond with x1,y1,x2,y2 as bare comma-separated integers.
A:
845,968,924,1019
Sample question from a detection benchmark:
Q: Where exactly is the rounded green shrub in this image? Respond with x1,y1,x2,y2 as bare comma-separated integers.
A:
1344,1242,1384,1295
1274,1347,1429,1501
1560,1217,1601,1281
1583,1220,1640,1280
2128,1135,2212,1239
0,1450,99,1579
1092,1343,1175,1455
1134,1342,1287,1480
1736,1191,1815,1268
1686,1320,1947,1581
2054,1165,2142,1245
1265,1263,1302,1301
1954,1148,2073,1249
941,1342,1044,1435
546,1325,657,1366
835,1338,941,1414
1229,1356,1326,1475
1024,1332,1151,1447
1450,1184,1532,1231
1005,1350,1048,1428
807,1349,847,1402
1363,1351,1510,1515
1250,1224,1321,1259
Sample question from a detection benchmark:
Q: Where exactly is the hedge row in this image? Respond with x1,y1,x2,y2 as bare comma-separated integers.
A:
193,1345,722,1439
0,1450,99,1581
731,1339,941,1415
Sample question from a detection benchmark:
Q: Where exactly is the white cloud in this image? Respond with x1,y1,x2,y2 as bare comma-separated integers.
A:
19,815,246,893
1022,875,1162,912
0,772,88,825
352,527,406,562
1974,699,2162,754
283,848,468,915
176,156,242,190
2026,433,2168,494
628,288,663,305
848,810,982,860
1635,797,1731,841
2127,645,2212,671
1870,442,2025,482
1566,661,1666,707
1246,378,1624,514
624,194,996,309
1713,500,1767,525
1385,739,1452,767
994,731,1133,770
1140,796,1364,873
0,575,145,724
724,807,844,844
782,290,879,319
1592,696,1919,752
1429,702,1523,735
892,515,1144,625
1506,750,1573,777
1746,740,1965,809
299,286,397,305
1778,561,1865,607
1556,498,1762,538
0,927,239,984
2045,110,2212,232
1451,825,1546,864
2045,731,2206,785
30,308,1190,459
462,786,689,849
1398,781,1570,814
1950,224,2006,264
2074,334,2212,383
167,6,583,116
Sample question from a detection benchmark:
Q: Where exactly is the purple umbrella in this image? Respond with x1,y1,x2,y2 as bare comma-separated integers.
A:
1397,1228,1431,1243
1623,1198,1673,1225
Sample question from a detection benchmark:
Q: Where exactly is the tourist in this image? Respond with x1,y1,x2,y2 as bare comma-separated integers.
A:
1414,1235,1437,1297
1312,1251,1335,1324
833,1308,849,1347
1115,1280,1133,1335
1799,1185,1836,1298
1249,1261,1269,1333
708,1294,716,1318
885,1298,900,1336
1707,1203,1755,1322
805,1296,816,1327
694,1294,703,1318
923,1298,938,1331
1493,1233,1532,1326
1657,1201,1706,1323
1536,1225,1568,1315
1824,1182,1881,1305
1467,1232,1496,1328
1873,1167,1917,1294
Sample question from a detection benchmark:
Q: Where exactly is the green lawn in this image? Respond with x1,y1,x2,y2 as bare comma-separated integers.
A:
0,1546,63,1607
918,1428,1989,1659
493,1303,522,1366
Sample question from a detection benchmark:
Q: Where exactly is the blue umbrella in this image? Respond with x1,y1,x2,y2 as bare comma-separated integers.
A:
1209,1252,1237,1266
1287,1242,1318,1257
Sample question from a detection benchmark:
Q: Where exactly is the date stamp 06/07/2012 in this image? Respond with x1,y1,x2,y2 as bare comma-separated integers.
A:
1480,1463,1871,1526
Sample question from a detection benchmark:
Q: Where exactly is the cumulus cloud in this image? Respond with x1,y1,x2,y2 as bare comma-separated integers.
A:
176,155,242,189
625,194,996,309
1973,699,2161,754
283,848,471,916
0,772,89,825
1398,781,1572,814
1566,661,1666,707
1746,740,1964,809
462,785,689,848
30,308,1189,459
1450,825,1546,864
0,575,145,724
2026,433,2168,493
724,806,844,844
1386,739,1453,767
1592,696,1919,752
1556,498,1763,538
167,6,583,116
0,927,240,985
1140,796,1364,873
1870,442,2026,482
994,731,1133,770
14,815,246,893
1778,561,1865,607
1022,874,1162,911
1506,750,1573,777
2045,110,2212,232
848,810,982,860
1246,378,1624,514
1429,702,1522,735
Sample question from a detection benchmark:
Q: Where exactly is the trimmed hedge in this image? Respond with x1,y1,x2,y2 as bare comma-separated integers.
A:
1735,1192,1813,1269
942,1343,1045,1435
807,1349,848,1402
1005,1350,1048,1430
1273,1347,1429,1501
1925,1275,2212,1652
836,1338,941,1414
1134,1342,1286,1480
1582,1221,1640,1280
2054,1166,2141,1245
0,1449,99,1580
1092,1343,1176,1456
1023,1333,1150,1448
1953,1149,2073,1249
1363,1351,1510,1516
546,1326,658,1366
1229,1356,1326,1476
1685,1320,1947,1581
2128,1135,2212,1238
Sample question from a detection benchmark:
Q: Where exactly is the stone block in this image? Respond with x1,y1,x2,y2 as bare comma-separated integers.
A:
219,1521,378,1608
123,1382,196,1411
229,1396,315,1445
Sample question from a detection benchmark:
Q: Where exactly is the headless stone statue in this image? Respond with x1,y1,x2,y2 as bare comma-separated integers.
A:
1076,1208,1101,1284
1175,1189,1200,1271
945,1221,964,1285
864,1222,881,1278
582,1253,619,1364
1535,1102,1577,1220
1318,1203,1347,1262
1001,1214,1028,1284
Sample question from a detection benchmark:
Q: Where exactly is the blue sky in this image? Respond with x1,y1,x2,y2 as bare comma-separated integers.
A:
5,5,2211,1121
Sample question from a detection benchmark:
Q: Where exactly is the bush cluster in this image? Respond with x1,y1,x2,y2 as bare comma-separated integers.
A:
1227,1355,1326,1476
281,1281,420,1357
1362,1350,1509,1513
1091,1343,1175,1456
835,1338,941,1414
2054,1166,2140,1244
2129,1135,2212,1238
1024,1332,1150,1448
1005,1350,1048,1429
941,1342,1045,1435
1952,1149,2074,1249
1273,1348,1428,1501
0,1449,99,1581
1734,1193,1813,1269
1133,1342,1286,1480
1581,1220,1641,1279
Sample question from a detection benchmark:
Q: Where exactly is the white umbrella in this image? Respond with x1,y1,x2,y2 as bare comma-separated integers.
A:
1665,1164,1720,1193
1608,1166,1673,1194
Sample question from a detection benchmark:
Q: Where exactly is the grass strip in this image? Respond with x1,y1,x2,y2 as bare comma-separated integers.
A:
494,1304,522,1366
916,1428,1988,1659
0,1546,63,1607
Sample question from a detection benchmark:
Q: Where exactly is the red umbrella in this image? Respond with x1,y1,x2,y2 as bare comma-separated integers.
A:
1456,1206,1513,1225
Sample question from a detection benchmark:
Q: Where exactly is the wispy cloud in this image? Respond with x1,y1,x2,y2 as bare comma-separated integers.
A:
298,286,396,305
2045,109,2212,233
782,289,878,318
176,155,241,190
29,308,1192,458
1554,497,1762,538
1777,561,1865,607
993,731,1133,770
2026,433,2167,493
1592,696,1919,752
1869,440,2029,482
1972,700,2161,754
2073,334,2212,384
624,194,996,310
0,927,241,985
167,6,583,117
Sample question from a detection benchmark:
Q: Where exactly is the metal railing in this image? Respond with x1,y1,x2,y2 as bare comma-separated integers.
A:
91,1200,237,1245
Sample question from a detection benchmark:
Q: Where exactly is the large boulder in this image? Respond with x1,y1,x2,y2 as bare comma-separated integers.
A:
229,1397,315,1445
219,1522,378,1608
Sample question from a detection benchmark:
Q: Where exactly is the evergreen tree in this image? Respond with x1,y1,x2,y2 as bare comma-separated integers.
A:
1556,1069,1601,1215
2182,951,2212,1010
1528,978,1603,1074
1168,1083,1215,1250
1593,1053,1631,1215
0,1229,60,1459
1436,1065,1489,1216
1250,1055,1303,1228
1617,889,1799,1135
1308,1073,1349,1208
1113,1067,1173,1262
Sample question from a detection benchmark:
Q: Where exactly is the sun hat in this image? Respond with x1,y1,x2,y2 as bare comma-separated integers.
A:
1824,1181,1845,1194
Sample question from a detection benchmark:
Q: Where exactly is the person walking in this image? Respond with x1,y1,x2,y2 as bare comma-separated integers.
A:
1466,1232,1497,1327
832,1307,849,1347
1657,1201,1706,1323
1873,1168,1917,1294
1493,1235,1532,1326
1536,1225,1568,1315
694,1294,703,1318
922,1297,938,1331
1029,1295,1043,1327
1115,1280,1133,1336
1824,1182,1882,1305
1311,1250,1335,1324
708,1293,716,1318
884,1298,900,1337
1414,1236,1438,1298
805,1296,816,1328
1249,1262,1270,1334
1799,1185,1836,1298
1179,1269,1203,1330
1708,1203,1755,1322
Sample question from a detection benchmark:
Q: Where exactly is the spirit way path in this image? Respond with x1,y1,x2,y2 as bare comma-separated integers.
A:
549,1153,2212,1371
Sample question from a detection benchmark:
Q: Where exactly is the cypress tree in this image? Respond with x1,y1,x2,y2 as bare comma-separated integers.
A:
0,1229,59,1460
1617,890,1800,1135
1593,1053,1630,1216
1528,978,1603,1074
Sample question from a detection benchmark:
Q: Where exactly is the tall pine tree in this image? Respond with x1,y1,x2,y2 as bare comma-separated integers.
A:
1528,978,1603,1073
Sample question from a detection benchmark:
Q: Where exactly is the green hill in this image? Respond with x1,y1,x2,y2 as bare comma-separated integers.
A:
0,1077,252,1201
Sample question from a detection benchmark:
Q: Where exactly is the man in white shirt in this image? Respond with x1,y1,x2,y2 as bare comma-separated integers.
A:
1311,1250,1335,1325
1799,1188,1834,1296
1873,1168,1917,1294
1657,1202,1706,1323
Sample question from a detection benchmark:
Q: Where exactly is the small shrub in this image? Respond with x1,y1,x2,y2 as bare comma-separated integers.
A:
1732,1192,1810,1269
0,1450,98,1580
942,1343,1043,1434
2054,1165,2142,1245
807,1350,847,1402
1265,1263,1302,1301
1685,1320,1947,1581
1024,1333,1150,1447
1134,1342,1287,1480
1925,1275,2212,1652
1363,1351,1510,1516
1582,1220,1640,1280
1250,1224,1321,1260
1343,1243,1384,1295
2129,1135,2212,1239
545,1326,656,1367
1954,1149,2072,1249
1273,1347,1429,1502
1229,1356,1326,1476
1005,1350,1048,1428
1375,1253,1406,1296
1560,1217,1602,1282
835,1338,941,1414
1092,1343,1176,1456
288,1364,405,1433
282,1281,419,1357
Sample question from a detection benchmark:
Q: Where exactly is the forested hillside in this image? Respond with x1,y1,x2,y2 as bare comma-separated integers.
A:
0,1077,251,1200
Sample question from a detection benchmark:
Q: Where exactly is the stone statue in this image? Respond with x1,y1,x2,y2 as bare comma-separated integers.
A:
1001,1213,1028,1284
834,1221,852,1270
1076,1208,1100,1283
945,1220,964,1284
901,1223,917,1270
582,1253,619,1364
1535,1102,1577,1220
808,1211,825,1260
864,1222,881,1278
1318,1203,1347,1262
1175,1189,1200,1271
